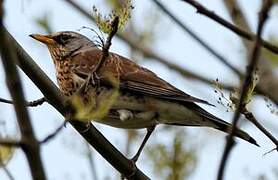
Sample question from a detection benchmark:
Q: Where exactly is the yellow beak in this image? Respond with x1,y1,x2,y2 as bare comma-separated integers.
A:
29,34,55,45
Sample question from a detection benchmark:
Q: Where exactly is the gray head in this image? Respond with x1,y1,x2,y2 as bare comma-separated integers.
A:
30,31,96,60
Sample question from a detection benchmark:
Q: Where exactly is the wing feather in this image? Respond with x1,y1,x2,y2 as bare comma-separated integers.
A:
70,48,213,105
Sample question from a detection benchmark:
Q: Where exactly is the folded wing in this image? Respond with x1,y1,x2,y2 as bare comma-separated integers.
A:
70,48,212,105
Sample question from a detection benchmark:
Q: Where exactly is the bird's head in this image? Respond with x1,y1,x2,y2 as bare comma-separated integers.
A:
30,31,96,61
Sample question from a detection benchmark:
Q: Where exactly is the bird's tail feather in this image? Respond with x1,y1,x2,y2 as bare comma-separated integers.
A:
175,103,259,147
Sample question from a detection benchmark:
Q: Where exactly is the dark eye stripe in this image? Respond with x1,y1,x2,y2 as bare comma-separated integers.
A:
54,34,71,44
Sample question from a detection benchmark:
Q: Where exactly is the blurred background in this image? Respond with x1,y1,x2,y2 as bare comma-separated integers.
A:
0,0,278,179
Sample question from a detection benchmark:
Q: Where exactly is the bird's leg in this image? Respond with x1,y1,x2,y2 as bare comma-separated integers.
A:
131,126,155,162
89,72,100,87
78,72,100,94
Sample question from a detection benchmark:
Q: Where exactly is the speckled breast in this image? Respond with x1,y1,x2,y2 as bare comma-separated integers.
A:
55,60,79,96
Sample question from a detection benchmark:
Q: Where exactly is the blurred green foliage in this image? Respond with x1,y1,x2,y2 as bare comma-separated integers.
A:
34,13,53,34
147,129,197,180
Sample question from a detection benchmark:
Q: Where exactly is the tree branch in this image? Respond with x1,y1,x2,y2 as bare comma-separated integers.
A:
217,1,273,180
241,107,278,150
93,16,119,73
4,28,149,179
0,97,46,107
181,0,278,54
0,2,46,180
0,139,21,147
39,121,66,144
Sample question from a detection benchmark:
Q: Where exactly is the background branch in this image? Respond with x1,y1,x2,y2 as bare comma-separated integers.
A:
0,2,46,179
217,1,273,180
223,0,278,106
181,0,278,54
0,97,46,107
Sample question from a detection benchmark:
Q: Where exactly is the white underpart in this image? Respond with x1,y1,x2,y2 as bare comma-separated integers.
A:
117,109,134,122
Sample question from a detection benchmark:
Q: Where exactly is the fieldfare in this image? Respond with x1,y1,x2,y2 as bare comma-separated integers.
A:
30,31,258,162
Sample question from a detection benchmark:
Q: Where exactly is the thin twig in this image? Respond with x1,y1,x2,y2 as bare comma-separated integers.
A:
217,1,273,180
85,143,99,180
0,97,46,107
1,164,15,180
181,0,278,54
241,107,278,150
78,16,119,93
0,139,21,147
153,0,242,76
0,3,46,179
92,16,119,73
39,121,67,144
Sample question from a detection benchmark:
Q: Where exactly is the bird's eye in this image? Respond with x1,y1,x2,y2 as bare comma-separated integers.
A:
54,35,71,44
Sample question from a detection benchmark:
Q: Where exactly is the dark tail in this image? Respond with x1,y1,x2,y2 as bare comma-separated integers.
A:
182,103,259,147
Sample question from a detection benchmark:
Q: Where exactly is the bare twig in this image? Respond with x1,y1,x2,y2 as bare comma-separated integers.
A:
153,0,242,76
4,28,149,179
39,121,67,144
217,1,273,180
1,164,15,180
93,16,119,73
0,139,21,147
0,97,46,107
0,3,46,180
79,16,119,92
181,0,278,54
85,143,99,180
241,107,278,150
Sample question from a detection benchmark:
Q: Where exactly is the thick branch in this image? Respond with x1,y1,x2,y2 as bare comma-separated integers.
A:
0,3,46,180
181,0,278,54
4,28,149,179
217,1,273,180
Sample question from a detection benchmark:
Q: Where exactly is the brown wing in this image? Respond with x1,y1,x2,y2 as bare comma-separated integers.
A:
70,48,212,105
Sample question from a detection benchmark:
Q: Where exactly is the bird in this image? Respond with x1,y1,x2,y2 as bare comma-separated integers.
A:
30,31,258,162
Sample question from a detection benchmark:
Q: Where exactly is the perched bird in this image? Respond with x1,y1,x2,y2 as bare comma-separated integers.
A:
30,31,258,161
